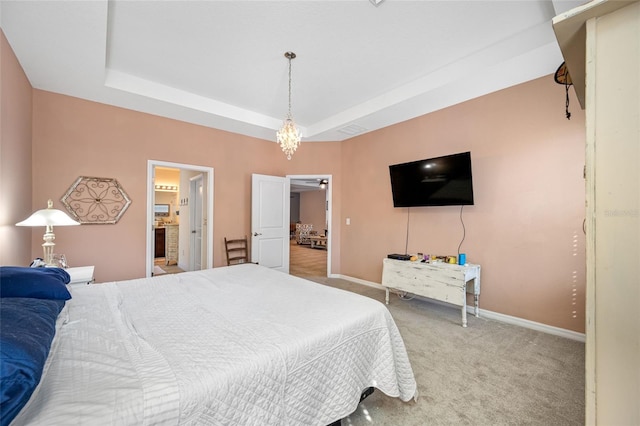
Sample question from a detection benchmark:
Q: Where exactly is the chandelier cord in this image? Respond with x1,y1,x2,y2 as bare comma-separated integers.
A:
565,83,571,120
287,56,293,118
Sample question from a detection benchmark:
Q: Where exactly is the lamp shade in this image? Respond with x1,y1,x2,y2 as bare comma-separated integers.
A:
16,200,80,227
16,200,80,266
16,208,80,227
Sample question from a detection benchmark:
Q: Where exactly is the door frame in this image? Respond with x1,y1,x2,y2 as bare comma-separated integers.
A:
146,160,214,277
189,174,204,271
287,174,332,277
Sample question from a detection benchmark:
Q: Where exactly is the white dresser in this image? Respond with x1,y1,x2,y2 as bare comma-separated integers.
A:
381,258,481,327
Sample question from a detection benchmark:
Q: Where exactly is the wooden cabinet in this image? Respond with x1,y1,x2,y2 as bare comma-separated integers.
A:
154,227,165,258
382,258,481,327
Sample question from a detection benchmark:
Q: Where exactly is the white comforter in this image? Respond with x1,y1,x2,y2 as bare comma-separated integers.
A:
13,264,417,425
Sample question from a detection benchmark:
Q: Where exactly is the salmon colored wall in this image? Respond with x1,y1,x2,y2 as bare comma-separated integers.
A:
340,75,586,332
300,189,327,234
30,90,342,282
0,31,33,265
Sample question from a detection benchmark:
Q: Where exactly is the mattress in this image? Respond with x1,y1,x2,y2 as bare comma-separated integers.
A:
12,264,417,425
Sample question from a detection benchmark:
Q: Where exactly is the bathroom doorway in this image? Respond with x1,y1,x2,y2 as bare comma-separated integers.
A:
146,160,214,278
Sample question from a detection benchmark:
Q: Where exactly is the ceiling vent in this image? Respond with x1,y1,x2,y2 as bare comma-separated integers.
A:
337,124,368,136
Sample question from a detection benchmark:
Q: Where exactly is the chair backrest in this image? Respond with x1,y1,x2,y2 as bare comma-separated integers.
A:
224,236,249,266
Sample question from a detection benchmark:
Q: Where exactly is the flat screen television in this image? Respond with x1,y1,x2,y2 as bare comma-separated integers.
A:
389,151,474,207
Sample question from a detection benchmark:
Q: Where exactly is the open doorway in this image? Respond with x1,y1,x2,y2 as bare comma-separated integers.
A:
152,166,183,275
288,175,331,278
146,160,214,278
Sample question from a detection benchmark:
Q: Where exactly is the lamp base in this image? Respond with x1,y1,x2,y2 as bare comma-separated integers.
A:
42,226,56,266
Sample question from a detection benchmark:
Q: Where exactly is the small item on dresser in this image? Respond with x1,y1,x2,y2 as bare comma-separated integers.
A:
51,254,68,269
29,258,46,268
458,253,466,265
387,254,411,261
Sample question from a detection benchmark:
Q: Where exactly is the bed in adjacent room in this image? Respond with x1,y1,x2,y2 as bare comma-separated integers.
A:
2,264,417,425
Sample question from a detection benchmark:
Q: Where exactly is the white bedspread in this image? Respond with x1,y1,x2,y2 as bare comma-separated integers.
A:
12,264,417,425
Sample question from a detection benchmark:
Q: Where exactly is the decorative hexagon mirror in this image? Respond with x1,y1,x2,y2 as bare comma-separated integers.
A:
61,176,132,224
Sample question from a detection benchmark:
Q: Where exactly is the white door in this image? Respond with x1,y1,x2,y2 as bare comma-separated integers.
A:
189,175,203,271
251,174,290,273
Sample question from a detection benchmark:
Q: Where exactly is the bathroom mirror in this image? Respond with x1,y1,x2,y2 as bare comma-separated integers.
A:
154,204,170,217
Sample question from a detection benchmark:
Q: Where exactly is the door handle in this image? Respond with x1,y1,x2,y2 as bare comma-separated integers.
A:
191,230,196,234
253,232,262,237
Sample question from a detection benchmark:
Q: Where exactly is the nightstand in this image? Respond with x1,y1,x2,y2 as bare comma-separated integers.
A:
66,266,95,287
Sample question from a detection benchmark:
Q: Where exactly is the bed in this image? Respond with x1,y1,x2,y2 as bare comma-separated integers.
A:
1,264,417,425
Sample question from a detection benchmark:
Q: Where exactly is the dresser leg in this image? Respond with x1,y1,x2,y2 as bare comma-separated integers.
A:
385,288,390,305
462,304,468,327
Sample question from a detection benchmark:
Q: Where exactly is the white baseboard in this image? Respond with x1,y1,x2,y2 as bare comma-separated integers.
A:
475,309,585,342
333,274,381,288
336,274,585,343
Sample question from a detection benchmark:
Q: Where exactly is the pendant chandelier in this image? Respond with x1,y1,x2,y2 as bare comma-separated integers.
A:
277,51,301,160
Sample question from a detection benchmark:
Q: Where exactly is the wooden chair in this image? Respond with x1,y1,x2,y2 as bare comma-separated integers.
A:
224,236,249,266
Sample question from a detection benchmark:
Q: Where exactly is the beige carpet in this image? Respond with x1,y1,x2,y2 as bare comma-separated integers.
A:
308,277,585,426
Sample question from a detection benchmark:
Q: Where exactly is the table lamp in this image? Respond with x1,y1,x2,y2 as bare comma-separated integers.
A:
16,199,80,266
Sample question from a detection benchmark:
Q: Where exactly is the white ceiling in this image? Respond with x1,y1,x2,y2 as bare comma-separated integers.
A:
291,178,328,193
1,0,586,143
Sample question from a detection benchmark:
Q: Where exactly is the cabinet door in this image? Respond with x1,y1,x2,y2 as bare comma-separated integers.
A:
155,228,166,258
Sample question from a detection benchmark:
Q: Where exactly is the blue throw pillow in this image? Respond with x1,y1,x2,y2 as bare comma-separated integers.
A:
0,297,65,426
0,267,71,300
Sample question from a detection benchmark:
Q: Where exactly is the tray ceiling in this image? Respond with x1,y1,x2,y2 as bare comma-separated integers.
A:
1,0,587,142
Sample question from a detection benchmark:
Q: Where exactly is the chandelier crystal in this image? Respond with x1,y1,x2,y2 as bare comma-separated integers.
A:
277,52,301,160
278,117,301,160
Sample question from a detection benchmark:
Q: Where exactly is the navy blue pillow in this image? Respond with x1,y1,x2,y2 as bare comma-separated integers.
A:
0,267,71,300
0,297,65,425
